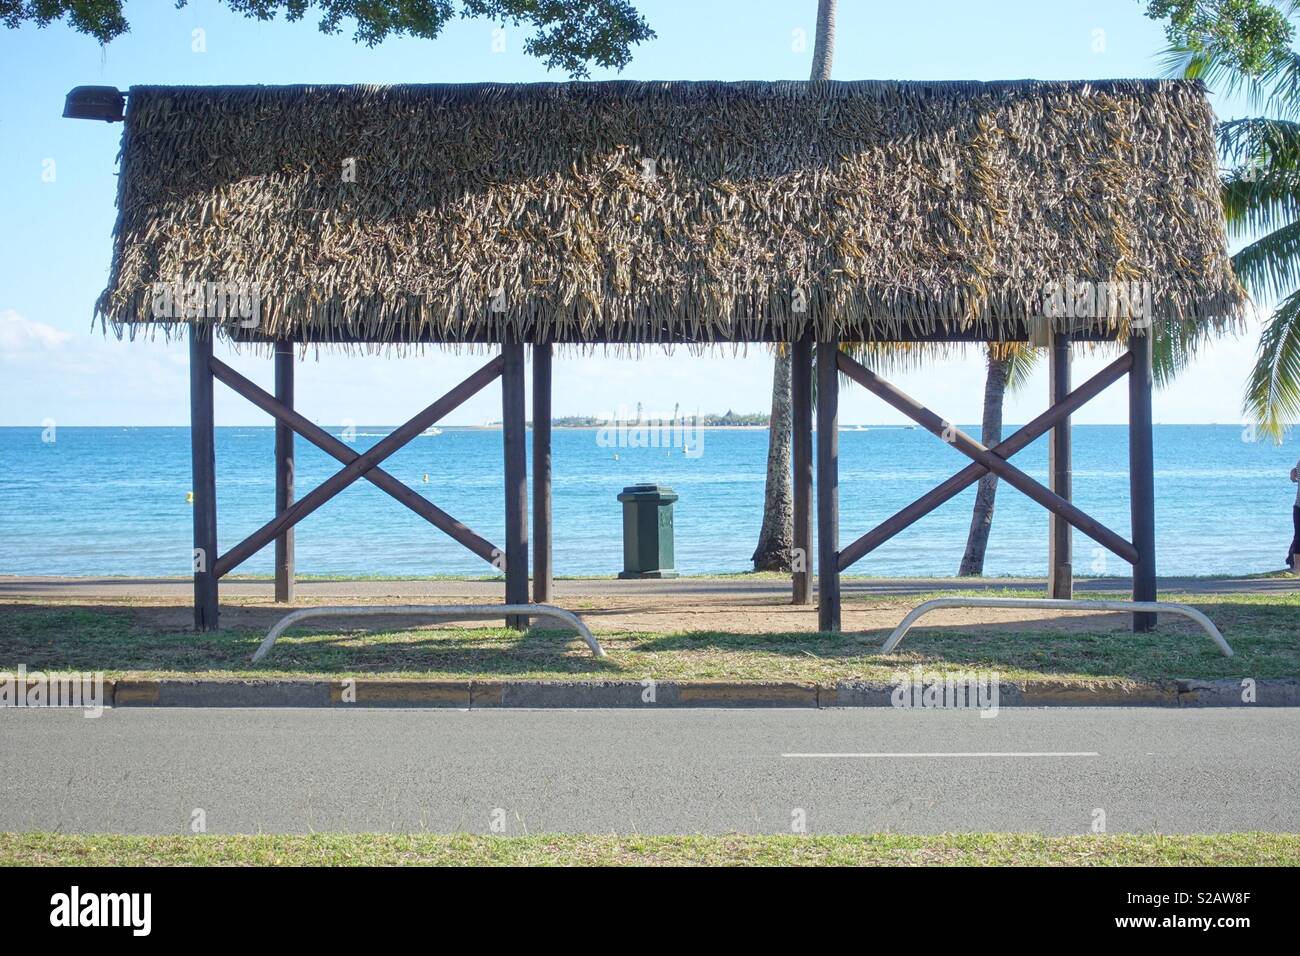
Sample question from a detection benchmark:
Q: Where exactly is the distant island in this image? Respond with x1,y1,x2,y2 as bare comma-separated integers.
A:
467,408,770,429
547,410,768,428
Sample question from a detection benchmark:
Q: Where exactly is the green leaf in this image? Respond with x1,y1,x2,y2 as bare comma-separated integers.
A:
1231,217,1300,299
1244,287,1300,440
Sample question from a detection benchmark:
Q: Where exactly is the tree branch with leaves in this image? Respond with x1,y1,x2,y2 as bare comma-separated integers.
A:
1,0,654,76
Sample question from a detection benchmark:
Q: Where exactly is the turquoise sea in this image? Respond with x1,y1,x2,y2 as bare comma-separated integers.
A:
1,425,1297,579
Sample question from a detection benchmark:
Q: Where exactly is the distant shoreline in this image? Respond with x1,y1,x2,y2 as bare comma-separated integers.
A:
551,424,767,430
449,423,773,430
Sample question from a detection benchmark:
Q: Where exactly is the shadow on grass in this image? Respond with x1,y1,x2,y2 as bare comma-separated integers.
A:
0,604,623,678
0,598,1295,680
631,599,1298,680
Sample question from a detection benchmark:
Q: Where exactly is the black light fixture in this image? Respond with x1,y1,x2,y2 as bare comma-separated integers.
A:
63,86,126,122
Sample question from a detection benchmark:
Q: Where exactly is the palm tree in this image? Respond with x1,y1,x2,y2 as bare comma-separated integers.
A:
958,343,1038,575
753,0,836,570
1221,108,1300,438
753,347,795,569
1158,23,1300,439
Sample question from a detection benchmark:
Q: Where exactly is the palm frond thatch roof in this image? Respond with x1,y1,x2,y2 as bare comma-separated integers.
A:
96,79,1245,345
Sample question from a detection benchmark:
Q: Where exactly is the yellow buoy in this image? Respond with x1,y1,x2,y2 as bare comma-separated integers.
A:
186,491,194,504
422,473,429,483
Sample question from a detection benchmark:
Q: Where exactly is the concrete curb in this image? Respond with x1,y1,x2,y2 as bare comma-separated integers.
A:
18,676,1295,709
115,679,332,707
1174,678,1300,707
829,678,1300,708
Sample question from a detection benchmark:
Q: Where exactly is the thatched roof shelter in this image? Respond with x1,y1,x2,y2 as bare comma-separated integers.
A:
97,79,1244,345
69,78,1209,635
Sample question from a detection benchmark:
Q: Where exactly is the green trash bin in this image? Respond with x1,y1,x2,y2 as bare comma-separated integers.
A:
617,484,679,579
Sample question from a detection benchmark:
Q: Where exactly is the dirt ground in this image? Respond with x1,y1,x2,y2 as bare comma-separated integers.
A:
2,573,1264,636
171,596,1145,637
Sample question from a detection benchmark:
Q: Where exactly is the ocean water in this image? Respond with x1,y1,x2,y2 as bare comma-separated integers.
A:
0,425,1297,579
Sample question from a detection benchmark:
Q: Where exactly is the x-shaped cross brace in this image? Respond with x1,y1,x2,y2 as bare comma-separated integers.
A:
209,355,505,578
836,350,1138,570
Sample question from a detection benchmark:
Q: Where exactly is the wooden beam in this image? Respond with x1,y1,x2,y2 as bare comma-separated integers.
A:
816,341,840,632
209,357,500,565
1129,330,1158,631
189,325,219,631
532,343,553,604
502,336,530,629
836,351,1138,565
791,333,814,604
839,352,1133,569
213,355,504,578
274,341,295,603
1048,331,1073,599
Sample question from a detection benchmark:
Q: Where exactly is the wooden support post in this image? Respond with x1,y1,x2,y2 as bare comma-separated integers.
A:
502,335,529,629
816,341,840,632
1128,329,1157,631
1048,331,1072,599
189,325,219,632
532,343,553,604
274,341,295,603
792,334,814,604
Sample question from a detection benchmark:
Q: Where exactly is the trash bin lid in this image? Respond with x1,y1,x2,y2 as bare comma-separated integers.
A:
617,483,678,503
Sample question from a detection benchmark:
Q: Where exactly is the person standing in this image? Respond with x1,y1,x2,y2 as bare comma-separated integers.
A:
1290,460,1300,571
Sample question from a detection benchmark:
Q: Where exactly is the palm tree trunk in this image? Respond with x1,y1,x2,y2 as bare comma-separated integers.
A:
753,349,794,569
753,0,835,571
810,0,836,80
959,348,1009,576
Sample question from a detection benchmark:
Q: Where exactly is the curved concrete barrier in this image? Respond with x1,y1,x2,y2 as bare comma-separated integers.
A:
880,597,1233,657
253,603,604,662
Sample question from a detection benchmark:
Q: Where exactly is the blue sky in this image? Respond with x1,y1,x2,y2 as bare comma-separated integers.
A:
0,0,1278,427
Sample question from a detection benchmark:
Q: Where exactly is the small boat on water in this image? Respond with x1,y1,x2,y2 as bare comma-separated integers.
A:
421,427,443,437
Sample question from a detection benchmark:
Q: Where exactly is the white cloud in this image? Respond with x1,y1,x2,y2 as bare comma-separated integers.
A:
0,311,191,424
0,309,72,351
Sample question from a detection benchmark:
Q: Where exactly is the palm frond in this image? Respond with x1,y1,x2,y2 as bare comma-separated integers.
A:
1219,116,1300,166
1220,167,1300,236
1060,331,1211,389
995,342,1040,395
1163,41,1300,120
1245,288,1300,441
1151,317,1234,388
1232,218,1300,300
1218,117,1300,238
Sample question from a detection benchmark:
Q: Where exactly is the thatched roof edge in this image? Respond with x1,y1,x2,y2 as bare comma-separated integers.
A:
94,78,1246,347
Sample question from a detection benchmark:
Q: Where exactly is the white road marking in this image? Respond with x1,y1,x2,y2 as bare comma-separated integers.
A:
782,751,1101,758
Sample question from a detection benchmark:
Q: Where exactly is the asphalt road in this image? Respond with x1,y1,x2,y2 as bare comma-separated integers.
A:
2,708,1296,835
